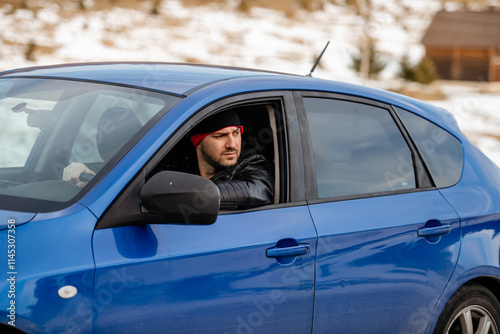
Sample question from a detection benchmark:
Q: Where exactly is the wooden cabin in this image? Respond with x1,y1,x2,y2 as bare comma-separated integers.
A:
421,9,500,82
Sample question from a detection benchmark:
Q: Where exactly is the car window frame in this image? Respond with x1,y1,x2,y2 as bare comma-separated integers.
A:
141,91,301,206
96,90,305,229
293,91,435,204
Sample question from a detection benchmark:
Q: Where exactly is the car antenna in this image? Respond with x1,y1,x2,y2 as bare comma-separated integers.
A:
307,41,330,77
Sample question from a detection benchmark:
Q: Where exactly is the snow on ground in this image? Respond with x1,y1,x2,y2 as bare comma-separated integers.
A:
429,85,500,166
0,0,499,166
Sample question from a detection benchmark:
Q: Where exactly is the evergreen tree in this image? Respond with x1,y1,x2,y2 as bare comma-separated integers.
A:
350,39,387,79
398,55,438,85
399,54,416,82
415,57,438,85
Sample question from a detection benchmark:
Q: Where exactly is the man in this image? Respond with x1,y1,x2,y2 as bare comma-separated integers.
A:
189,110,274,209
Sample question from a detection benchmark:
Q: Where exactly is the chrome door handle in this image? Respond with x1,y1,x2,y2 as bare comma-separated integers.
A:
266,244,310,258
418,225,451,237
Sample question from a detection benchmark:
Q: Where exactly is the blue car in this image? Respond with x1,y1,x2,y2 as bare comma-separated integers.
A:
1,62,500,334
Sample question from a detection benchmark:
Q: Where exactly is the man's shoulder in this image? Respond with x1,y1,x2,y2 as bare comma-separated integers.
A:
231,151,272,179
237,151,269,168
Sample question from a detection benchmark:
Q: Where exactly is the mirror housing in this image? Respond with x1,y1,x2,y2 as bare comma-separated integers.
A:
141,171,220,225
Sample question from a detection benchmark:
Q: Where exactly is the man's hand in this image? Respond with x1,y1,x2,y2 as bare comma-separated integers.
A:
63,162,96,187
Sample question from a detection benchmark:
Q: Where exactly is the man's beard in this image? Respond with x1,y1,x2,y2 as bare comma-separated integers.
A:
200,145,240,171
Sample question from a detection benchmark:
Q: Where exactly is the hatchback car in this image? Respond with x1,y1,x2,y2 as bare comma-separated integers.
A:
1,62,500,334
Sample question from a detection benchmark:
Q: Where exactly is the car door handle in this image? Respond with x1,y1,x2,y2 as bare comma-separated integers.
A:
417,224,451,237
266,244,310,258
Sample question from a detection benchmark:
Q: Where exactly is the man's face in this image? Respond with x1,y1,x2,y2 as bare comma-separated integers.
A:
198,126,242,170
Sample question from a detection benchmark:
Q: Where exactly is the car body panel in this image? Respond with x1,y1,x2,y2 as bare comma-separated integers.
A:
425,140,500,332
0,204,96,333
309,191,460,333
92,206,317,333
0,211,35,230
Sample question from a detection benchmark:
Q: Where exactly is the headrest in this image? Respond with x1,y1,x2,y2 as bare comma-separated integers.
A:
97,107,142,161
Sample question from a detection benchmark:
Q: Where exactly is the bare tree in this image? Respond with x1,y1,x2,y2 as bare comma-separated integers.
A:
357,0,371,83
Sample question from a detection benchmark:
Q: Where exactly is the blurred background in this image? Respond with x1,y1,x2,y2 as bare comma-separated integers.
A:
1,0,499,165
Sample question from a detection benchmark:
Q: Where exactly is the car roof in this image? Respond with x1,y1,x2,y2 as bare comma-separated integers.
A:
0,62,461,135
0,62,287,96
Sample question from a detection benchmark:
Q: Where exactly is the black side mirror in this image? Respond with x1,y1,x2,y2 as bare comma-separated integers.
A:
141,171,220,225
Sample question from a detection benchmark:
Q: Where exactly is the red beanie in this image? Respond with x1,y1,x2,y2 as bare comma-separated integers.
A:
191,126,243,147
190,111,243,147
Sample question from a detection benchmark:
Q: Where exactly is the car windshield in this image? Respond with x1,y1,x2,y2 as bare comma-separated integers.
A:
0,78,181,212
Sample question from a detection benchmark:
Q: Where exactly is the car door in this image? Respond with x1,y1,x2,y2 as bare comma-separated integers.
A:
91,93,318,333
295,93,461,333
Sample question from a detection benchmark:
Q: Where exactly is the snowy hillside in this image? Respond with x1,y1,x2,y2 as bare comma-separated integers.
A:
0,0,499,165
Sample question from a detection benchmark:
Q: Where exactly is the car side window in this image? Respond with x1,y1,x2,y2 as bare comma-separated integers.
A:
149,101,283,206
394,107,463,188
303,97,416,199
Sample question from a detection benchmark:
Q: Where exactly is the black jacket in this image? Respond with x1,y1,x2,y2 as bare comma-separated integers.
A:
211,152,274,209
